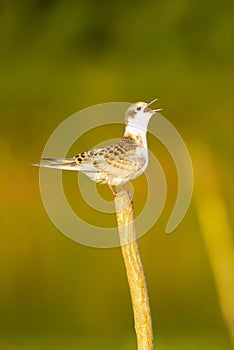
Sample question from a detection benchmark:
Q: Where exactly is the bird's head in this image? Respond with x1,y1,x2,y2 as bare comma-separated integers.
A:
125,99,162,129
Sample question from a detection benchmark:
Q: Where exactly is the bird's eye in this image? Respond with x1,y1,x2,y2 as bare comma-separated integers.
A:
136,106,141,111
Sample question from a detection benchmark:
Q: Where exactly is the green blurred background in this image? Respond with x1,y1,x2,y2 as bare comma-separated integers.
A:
1,0,234,349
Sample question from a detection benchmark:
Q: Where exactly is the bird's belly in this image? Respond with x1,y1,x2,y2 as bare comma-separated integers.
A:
91,172,129,186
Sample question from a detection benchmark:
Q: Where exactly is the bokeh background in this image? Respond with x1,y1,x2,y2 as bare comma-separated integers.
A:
1,0,234,349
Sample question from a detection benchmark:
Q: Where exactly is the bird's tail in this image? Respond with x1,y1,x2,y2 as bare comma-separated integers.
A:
32,157,97,172
32,157,79,171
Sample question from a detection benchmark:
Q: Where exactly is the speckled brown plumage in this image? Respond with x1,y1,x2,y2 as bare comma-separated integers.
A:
71,136,147,185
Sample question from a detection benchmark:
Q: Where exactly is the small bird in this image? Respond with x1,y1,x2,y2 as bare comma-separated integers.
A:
37,99,161,195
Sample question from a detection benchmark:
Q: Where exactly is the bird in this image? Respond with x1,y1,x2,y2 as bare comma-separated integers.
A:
36,99,162,196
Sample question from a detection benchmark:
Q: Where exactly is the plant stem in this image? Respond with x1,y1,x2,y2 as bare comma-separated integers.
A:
115,191,154,350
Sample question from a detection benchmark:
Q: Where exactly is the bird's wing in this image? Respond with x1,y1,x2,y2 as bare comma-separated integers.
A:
35,139,147,179
90,143,147,179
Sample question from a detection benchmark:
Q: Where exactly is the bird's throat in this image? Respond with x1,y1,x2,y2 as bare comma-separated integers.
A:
124,125,147,147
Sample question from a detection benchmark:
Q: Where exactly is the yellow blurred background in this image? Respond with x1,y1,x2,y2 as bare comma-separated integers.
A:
1,1,234,349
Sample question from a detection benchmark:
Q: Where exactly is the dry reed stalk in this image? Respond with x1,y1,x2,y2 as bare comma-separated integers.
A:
115,190,154,350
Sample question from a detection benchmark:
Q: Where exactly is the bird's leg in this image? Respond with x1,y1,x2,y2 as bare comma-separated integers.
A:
108,184,117,196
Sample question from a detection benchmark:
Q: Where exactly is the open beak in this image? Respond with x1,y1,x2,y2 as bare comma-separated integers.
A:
147,98,158,107
144,98,162,113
